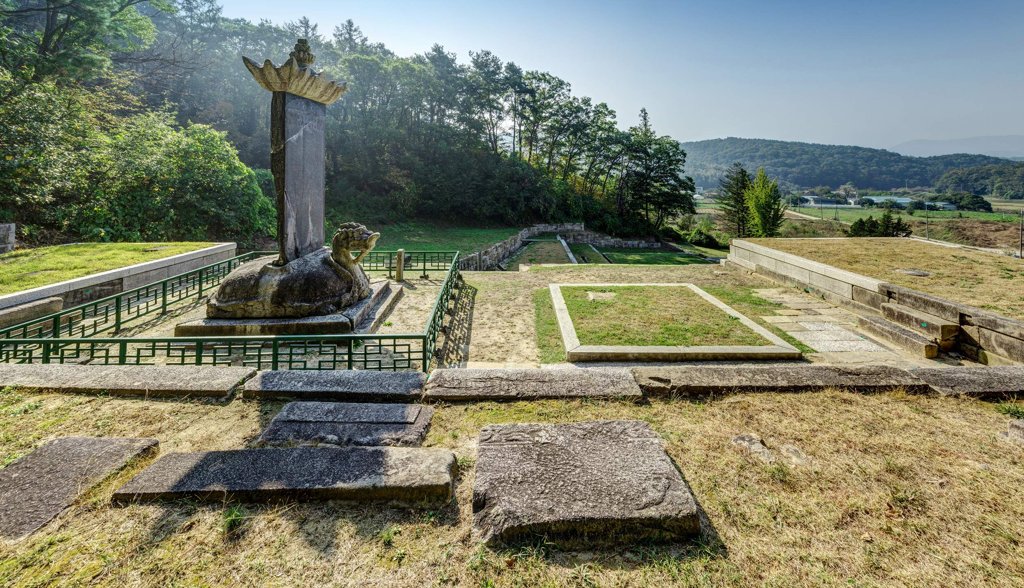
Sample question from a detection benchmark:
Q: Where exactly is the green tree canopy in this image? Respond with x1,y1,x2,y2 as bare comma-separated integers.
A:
745,167,787,237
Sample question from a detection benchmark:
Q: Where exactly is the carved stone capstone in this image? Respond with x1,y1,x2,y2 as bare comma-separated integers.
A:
206,223,380,319
243,39,347,105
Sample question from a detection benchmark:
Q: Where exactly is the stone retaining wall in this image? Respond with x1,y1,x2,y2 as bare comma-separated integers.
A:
0,224,14,254
458,224,658,270
728,239,1024,364
0,243,237,317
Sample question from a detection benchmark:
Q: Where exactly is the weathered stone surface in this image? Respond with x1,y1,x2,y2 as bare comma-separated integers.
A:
879,284,962,323
424,367,642,401
909,366,1024,397
633,364,929,396
1007,420,1024,445
731,433,776,464
780,444,812,466
276,92,326,263
0,222,14,254
0,437,158,539
978,328,1024,363
0,296,62,329
243,369,426,401
259,401,433,446
473,420,699,546
206,249,371,319
0,364,255,398
858,315,939,358
881,302,959,342
112,446,455,504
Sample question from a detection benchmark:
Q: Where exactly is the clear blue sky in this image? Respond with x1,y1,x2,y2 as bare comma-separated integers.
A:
217,0,1024,149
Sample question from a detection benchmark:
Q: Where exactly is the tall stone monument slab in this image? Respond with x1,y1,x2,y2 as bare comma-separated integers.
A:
274,93,327,263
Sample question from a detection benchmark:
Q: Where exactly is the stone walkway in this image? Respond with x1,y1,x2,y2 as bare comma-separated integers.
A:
753,288,930,366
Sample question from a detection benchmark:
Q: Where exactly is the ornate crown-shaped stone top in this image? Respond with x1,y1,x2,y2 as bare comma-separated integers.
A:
242,39,347,105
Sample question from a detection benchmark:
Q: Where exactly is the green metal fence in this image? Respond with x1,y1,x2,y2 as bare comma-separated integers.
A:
0,250,461,372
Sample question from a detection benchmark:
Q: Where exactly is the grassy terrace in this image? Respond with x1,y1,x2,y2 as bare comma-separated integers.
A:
598,247,712,265
0,242,216,296
568,243,609,264
0,387,1020,586
560,285,767,347
792,206,1020,224
372,222,519,253
749,238,1024,319
505,241,570,268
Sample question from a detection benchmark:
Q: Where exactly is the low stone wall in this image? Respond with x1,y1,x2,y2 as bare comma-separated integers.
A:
728,239,1024,364
0,224,14,254
0,243,237,315
458,224,659,270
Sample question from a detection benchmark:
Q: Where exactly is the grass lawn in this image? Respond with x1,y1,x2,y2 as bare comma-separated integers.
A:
568,243,610,264
371,222,519,253
986,198,1024,213
0,242,215,296
792,206,1019,224
504,241,570,268
560,285,768,347
599,247,712,265
0,387,1020,586
750,238,1024,319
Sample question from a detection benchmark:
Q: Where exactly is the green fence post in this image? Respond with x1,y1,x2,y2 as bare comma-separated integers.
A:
197,268,205,299
114,297,122,334
42,341,51,364
161,280,168,315
118,341,127,364
195,341,204,365
422,337,429,372
346,340,354,370
271,340,280,371
51,315,60,339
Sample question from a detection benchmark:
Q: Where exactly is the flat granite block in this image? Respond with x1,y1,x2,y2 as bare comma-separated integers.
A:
113,446,455,505
424,367,642,401
258,401,433,447
243,369,426,401
633,365,929,396
908,366,1024,397
473,420,699,547
0,364,255,398
0,437,158,540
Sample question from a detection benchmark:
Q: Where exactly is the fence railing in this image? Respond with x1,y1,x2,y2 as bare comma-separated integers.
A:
0,250,461,372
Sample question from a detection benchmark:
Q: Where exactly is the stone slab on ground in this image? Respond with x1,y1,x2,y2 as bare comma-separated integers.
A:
473,420,699,547
423,367,642,401
112,446,455,505
0,364,255,398
243,369,426,401
633,364,930,396
258,401,433,447
1007,420,1024,446
0,437,158,540
908,366,1024,397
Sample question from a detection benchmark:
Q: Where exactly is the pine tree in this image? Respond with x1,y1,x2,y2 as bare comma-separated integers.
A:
745,167,787,237
719,162,752,238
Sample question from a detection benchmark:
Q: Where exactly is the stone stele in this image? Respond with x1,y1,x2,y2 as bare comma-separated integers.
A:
0,437,158,540
473,420,700,547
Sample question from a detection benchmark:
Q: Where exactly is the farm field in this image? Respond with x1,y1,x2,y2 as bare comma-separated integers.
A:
749,238,1024,319
792,206,1019,224
0,243,216,296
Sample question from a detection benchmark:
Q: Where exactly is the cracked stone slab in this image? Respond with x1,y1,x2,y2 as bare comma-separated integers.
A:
258,401,433,447
112,446,455,505
473,420,699,547
633,365,929,396
243,370,425,401
0,437,158,540
908,366,1024,397
424,368,642,401
0,364,254,398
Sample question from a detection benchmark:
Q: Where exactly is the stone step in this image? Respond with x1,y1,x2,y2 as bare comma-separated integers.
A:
423,367,643,401
858,315,939,359
0,364,255,398
258,401,433,447
908,366,1024,398
112,446,455,505
881,302,959,346
473,420,699,547
633,365,930,396
0,437,158,540
243,369,425,401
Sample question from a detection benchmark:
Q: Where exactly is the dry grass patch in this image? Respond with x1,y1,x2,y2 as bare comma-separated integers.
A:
750,238,1024,319
505,241,569,269
560,285,767,347
1,388,1021,586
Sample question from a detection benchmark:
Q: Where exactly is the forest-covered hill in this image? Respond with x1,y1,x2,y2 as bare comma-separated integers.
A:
934,161,1024,199
681,137,1009,190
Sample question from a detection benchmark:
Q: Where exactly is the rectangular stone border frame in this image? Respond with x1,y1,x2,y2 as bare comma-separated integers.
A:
549,283,802,362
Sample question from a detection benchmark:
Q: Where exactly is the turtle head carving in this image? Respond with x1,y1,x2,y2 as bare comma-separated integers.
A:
331,222,380,268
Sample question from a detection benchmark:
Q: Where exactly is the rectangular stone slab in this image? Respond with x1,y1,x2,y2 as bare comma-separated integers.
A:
258,401,433,446
0,364,255,398
243,370,426,401
424,367,642,401
633,364,930,396
473,420,699,547
908,366,1024,397
0,437,158,540
112,446,455,505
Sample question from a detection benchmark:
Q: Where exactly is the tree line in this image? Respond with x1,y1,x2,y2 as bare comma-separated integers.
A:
0,1,695,246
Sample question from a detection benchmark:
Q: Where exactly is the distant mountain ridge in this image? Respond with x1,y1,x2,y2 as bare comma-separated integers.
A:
892,135,1024,158
681,137,1010,190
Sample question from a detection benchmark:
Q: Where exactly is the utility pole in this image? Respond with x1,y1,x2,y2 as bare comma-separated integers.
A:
925,201,929,241
1019,209,1023,259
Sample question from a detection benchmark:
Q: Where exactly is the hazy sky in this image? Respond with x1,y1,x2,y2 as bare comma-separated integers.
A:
217,0,1024,148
